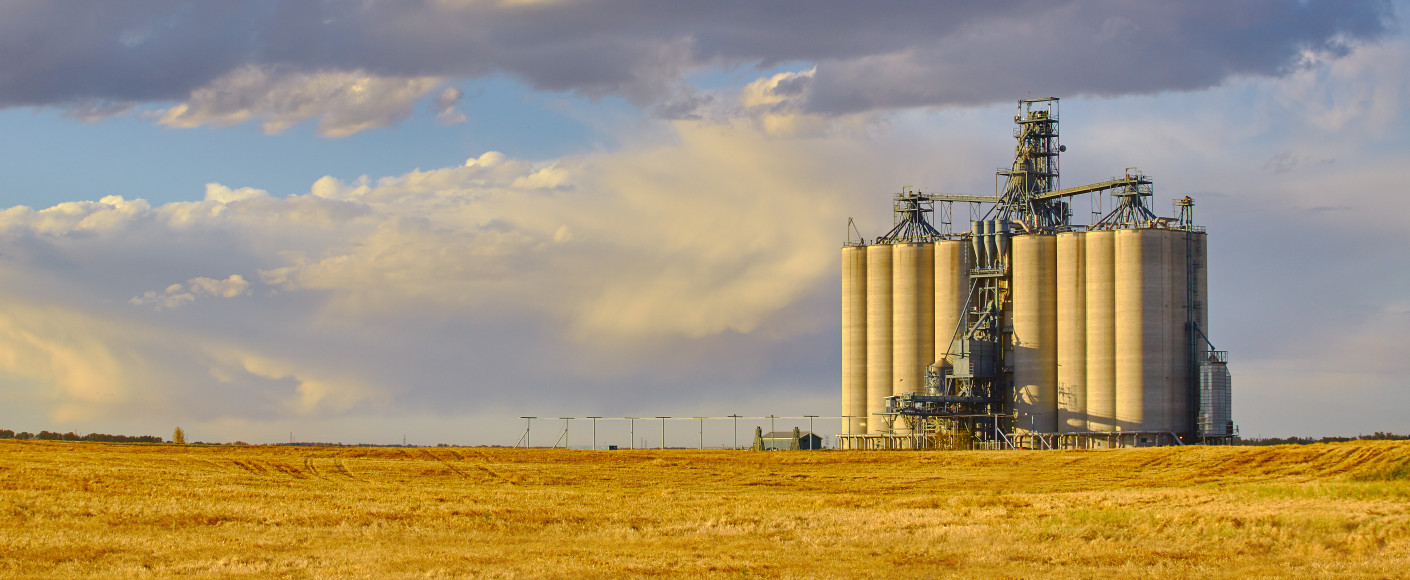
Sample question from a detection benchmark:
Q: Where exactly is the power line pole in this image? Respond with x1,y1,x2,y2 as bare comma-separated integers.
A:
730,414,741,450
521,417,536,448
587,417,601,450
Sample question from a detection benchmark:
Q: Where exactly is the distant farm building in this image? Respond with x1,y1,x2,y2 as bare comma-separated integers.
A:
760,431,823,450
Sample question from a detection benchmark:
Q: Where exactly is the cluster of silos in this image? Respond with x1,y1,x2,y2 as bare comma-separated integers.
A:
1013,227,1208,435
842,225,1208,436
840,239,969,434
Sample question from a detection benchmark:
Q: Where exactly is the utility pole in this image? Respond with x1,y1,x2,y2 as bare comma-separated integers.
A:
587,417,601,450
521,417,536,448
657,417,670,450
696,417,704,450
730,414,741,450
805,415,818,450
628,418,637,450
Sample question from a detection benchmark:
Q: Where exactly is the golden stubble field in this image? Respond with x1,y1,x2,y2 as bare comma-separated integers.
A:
2,440,1409,578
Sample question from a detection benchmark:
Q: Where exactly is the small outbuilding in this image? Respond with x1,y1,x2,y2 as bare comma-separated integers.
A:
759,429,824,450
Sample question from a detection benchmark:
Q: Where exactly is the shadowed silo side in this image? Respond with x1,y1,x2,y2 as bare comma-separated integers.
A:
1167,229,1191,435
1084,230,1116,432
841,245,868,434
934,240,970,363
1192,231,1209,435
1056,232,1086,433
1012,234,1057,434
892,243,934,400
866,244,894,434
1116,229,1173,433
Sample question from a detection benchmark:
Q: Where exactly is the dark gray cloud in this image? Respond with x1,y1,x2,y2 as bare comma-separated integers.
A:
0,0,1394,116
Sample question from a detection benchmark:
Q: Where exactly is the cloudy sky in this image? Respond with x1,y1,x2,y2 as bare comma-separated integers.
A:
0,0,1404,445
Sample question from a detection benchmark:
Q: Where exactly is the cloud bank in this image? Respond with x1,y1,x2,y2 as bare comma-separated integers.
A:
0,0,1393,134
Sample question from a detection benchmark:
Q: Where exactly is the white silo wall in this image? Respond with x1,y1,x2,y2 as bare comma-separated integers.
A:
1011,234,1058,434
891,243,933,400
1056,232,1087,433
934,240,971,364
865,244,894,434
841,245,869,435
1115,229,1173,433
920,243,935,376
1084,230,1117,432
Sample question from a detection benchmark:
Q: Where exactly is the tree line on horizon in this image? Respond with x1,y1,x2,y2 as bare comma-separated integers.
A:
0,429,164,443
1235,432,1410,446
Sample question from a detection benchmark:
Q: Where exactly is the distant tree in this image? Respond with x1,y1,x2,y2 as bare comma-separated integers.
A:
0,429,13,439
172,427,186,445
751,426,764,451
790,427,802,451
15,432,32,440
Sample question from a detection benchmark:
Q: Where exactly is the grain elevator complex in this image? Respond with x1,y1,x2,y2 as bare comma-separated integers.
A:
839,98,1233,450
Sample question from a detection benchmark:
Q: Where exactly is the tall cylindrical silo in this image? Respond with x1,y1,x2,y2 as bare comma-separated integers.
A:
1011,234,1058,434
934,240,970,363
1196,231,1208,347
1168,230,1191,436
865,244,893,434
919,243,935,382
891,243,933,400
1115,228,1173,433
841,245,868,435
1056,232,1087,433
1084,230,1116,433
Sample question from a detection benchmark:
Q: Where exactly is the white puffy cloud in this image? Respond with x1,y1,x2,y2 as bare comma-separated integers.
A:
156,66,445,137
130,274,249,309
432,86,468,125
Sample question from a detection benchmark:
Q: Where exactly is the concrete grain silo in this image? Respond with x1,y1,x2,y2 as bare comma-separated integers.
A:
1115,228,1173,434
1083,230,1117,433
837,97,1231,450
892,242,934,400
1056,232,1086,433
841,245,868,435
1012,234,1057,434
934,239,970,359
865,244,893,435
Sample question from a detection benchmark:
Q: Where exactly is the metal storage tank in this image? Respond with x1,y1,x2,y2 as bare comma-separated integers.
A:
1056,232,1086,432
865,244,894,434
1115,229,1173,433
934,239,970,363
891,243,934,400
841,245,868,434
1011,234,1057,434
1084,230,1116,432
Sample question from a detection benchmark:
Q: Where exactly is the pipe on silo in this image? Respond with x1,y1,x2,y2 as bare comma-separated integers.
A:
1056,232,1086,433
1011,234,1058,434
934,239,970,364
1084,230,1117,432
891,243,933,401
995,221,1011,269
841,245,868,435
865,244,893,434
1115,229,1173,433
984,221,998,269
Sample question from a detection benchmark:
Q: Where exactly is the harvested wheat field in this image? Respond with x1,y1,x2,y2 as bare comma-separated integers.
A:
2,440,1409,578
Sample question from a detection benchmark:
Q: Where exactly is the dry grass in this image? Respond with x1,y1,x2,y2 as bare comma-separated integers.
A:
2,440,1409,578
